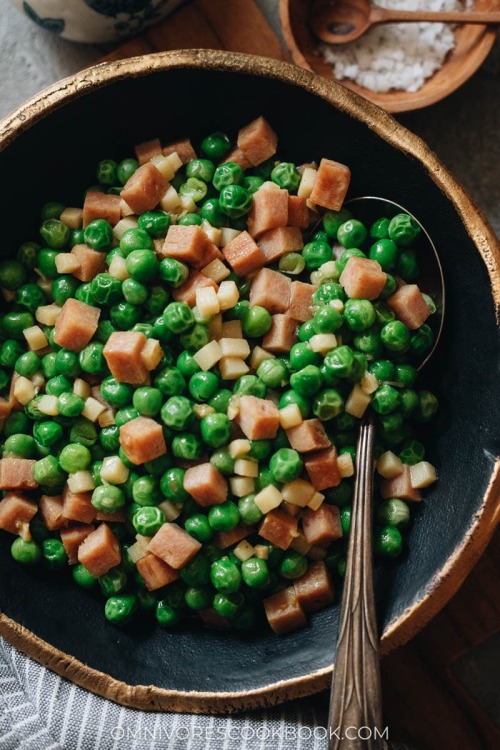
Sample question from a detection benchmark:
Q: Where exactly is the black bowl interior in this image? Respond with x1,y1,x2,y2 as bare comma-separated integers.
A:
0,66,498,697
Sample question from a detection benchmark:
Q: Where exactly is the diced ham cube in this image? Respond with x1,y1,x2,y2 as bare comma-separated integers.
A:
195,242,224,270
162,138,197,164
262,313,297,353
62,485,96,525
309,158,351,211
198,608,231,630
172,270,218,307
39,494,65,531
0,397,11,420
247,185,288,238
95,510,126,523
135,137,162,164
71,244,106,282
258,227,304,263
160,225,209,266
61,523,95,565
386,284,431,330
0,458,37,490
339,257,387,301
222,231,266,276
286,420,331,453
136,553,179,590
288,280,317,322
304,448,341,491
119,416,166,465
380,464,422,502
183,463,228,507
121,162,167,215
237,116,278,166
0,492,37,534
53,298,100,353
264,587,307,634
258,508,298,551
287,195,310,228
148,523,202,569
249,268,291,313
83,190,121,228
77,523,120,574
9,374,23,413
237,395,280,440
293,561,335,612
215,525,252,550
222,147,251,170
103,331,148,384
302,504,342,546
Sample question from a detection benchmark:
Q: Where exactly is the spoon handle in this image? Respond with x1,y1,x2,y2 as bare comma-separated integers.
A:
328,413,386,750
372,8,500,24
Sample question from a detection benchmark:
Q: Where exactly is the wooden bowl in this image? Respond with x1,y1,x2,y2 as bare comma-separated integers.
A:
280,0,498,113
0,50,498,714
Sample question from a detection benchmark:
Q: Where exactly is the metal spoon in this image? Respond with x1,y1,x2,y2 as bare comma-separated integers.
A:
326,197,444,750
310,0,500,45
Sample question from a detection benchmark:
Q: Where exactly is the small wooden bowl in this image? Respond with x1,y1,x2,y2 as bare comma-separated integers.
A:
280,0,498,112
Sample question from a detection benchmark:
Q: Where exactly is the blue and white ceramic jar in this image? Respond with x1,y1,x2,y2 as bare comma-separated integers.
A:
10,0,184,43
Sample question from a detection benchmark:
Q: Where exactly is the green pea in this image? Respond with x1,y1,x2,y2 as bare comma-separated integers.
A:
72,563,97,589
17,241,39,270
336,247,367,274
326,480,352,507
15,283,46,314
400,389,419,418
11,537,41,565
388,213,420,247
210,557,242,593
132,506,165,536
212,591,244,618
179,177,207,204
105,594,138,625
323,208,353,239
234,493,261,526
279,552,307,580
200,197,225,228
177,554,210,588
42,538,67,570
138,210,171,238
119,229,152,257
160,467,188,503
186,158,216,183
369,359,394,382
375,526,403,557
171,433,203,461
178,213,202,227
242,175,264,194
161,396,194,431
91,485,125,514
75,283,95,306
209,389,232,414
279,252,306,275
201,131,231,159
90,273,122,306
370,217,390,241
399,439,425,465
200,413,231,448
208,501,240,532
117,158,139,186
3,433,36,458
32,420,62,449
313,388,344,421
256,358,288,389
188,371,218,402
323,345,356,379
99,568,128,597
278,389,310,418
414,390,439,422
290,365,323,397
337,219,367,249
409,324,434,359
213,162,244,191
396,249,420,282
372,384,401,415
377,498,410,528
381,320,410,352
313,283,346,308
302,241,332,270
40,219,70,249
154,600,181,627
56,392,84,418
179,323,209,352
130,476,161,506
124,249,157,283
70,418,98,447
219,184,252,218
269,448,302,483
95,158,117,185
0,260,27,291
184,586,212,611
289,342,320,371
2,311,35,340
271,162,300,192
344,299,376,332
233,374,266,398
36,248,59,278
159,257,189,288
163,301,194,334
184,514,213,543
313,306,343,334
84,219,113,251
59,443,91,473
101,377,133,408
115,406,140,427
41,201,65,220
33,455,66,488
14,351,40,379
369,238,398,271
209,450,234,478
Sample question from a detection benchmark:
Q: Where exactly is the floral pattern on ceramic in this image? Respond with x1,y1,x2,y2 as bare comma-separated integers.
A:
9,0,184,43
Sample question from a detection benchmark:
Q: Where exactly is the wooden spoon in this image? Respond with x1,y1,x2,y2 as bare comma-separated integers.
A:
311,0,500,44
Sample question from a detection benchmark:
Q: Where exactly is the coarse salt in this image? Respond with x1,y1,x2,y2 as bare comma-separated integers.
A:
319,0,471,93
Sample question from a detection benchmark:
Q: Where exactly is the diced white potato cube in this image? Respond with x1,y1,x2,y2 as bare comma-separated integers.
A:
101,455,129,485
230,476,255,498
201,219,221,246
220,227,241,247
60,207,83,229
254,544,269,560
120,198,135,217
279,404,303,430
318,260,338,279
282,478,315,507
17,521,32,542
36,274,52,296
229,439,251,459
193,404,215,419
13,377,35,405
227,395,241,421
208,314,223,341
201,259,230,283
127,540,148,564
361,372,379,395
150,153,176,181
254,485,282,513
217,280,239,310
221,320,243,339
234,458,259,478
23,326,48,351
55,253,81,275
193,340,222,371
233,540,255,562
35,304,61,326
164,151,183,174
308,491,325,511
67,470,95,493
82,397,106,422
377,451,404,479
73,378,91,400
135,534,152,551
160,185,181,213
298,166,317,199
219,338,250,359
337,453,354,478
329,299,344,313
196,286,220,318
345,384,372,418
109,253,129,281
98,410,115,428
38,395,59,416
249,346,274,370
158,499,183,521
179,194,197,212
219,357,249,380
113,216,138,240
141,338,163,371
309,333,337,354
30,371,45,389
410,462,437,489
290,532,312,555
